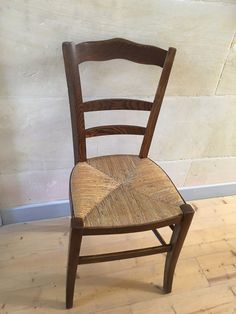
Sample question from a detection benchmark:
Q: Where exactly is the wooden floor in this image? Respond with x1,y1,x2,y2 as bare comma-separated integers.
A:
0,196,236,314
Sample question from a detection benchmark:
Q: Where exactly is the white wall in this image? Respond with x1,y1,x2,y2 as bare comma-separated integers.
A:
0,0,236,209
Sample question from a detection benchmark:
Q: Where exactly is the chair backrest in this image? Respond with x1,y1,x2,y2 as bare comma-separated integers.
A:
62,38,176,164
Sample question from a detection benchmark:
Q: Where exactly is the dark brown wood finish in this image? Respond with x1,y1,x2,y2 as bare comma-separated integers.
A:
78,215,182,235
83,99,152,112
169,224,175,231
62,42,86,163
78,245,171,265
62,38,194,309
163,204,194,293
85,125,146,138
76,38,167,66
152,229,167,246
139,47,176,158
66,228,83,309
62,38,175,162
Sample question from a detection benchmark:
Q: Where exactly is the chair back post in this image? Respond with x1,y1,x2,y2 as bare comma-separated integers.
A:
139,47,176,158
62,42,87,164
62,38,176,163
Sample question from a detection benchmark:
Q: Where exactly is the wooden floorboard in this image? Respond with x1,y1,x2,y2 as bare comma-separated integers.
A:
0,196,236,313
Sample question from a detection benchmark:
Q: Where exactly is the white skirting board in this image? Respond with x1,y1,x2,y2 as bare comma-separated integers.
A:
0,182,236,225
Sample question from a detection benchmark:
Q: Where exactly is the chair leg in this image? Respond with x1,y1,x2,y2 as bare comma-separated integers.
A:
163,204,194,293
66,227,83,309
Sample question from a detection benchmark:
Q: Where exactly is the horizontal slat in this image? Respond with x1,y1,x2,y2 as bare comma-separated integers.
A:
83,99,152,112
78,245,171,264
85,125,146,138
76,38,167,67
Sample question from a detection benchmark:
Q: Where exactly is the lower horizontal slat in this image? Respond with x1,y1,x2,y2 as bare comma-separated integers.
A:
78,245,171,264
82,99,153,112
85,125,146,138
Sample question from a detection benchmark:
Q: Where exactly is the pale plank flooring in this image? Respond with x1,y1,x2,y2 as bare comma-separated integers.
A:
0,196,236,313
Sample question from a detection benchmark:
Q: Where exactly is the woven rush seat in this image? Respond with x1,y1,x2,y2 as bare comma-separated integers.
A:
71,155,184,228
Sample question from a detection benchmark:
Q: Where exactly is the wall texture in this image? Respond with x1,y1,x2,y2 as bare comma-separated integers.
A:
0,0,236,209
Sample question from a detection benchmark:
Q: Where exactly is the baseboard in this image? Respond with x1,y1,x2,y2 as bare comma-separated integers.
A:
0,200,70,225
0,182,235,225
179,182,236,201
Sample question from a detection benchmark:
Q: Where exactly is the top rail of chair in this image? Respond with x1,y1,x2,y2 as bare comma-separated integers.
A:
66,38,168,67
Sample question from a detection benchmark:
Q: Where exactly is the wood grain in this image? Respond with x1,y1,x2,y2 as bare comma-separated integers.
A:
62,42,86,163
85,125,146,138
78,245,171,264
76,38,167,66
82,99,152,112
62,38,175,162
63,38,188,309
0,196,235,313
139,47,176,158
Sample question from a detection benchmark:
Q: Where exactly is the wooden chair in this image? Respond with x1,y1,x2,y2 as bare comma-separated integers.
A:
62,38,194,309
